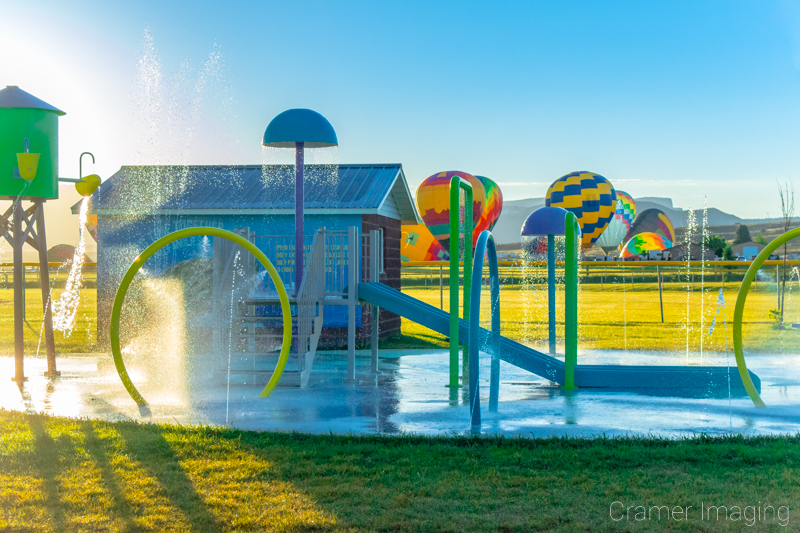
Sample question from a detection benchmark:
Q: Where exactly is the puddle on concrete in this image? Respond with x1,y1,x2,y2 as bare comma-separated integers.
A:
1,350,799,437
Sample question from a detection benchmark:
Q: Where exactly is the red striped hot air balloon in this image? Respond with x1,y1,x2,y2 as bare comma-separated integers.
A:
475,175,504,234
415,171,486,253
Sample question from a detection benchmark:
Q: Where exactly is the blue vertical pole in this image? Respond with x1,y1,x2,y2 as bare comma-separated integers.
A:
295,141,304,296
548,233,556,355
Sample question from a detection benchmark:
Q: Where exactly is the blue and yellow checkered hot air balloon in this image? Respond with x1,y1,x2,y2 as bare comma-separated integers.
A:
545,171,616,252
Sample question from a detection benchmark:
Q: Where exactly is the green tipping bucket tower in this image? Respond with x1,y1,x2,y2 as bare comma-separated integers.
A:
0,85,65,382
0,86,63,199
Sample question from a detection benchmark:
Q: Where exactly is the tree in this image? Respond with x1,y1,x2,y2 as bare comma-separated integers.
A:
702,235,727,258
733,224,752,245
778,179,795,326
753,234,767,245
723,244,734,261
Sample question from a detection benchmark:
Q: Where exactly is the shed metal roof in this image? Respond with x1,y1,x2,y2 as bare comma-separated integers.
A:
77,164,420,223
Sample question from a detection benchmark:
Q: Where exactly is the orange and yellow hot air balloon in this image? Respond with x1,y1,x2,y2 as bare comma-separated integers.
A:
401,224,450,262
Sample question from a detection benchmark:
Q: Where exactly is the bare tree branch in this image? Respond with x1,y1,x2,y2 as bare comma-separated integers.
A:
777,179,795,326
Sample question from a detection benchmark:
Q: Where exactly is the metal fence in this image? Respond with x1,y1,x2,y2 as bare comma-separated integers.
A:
401,260,800,355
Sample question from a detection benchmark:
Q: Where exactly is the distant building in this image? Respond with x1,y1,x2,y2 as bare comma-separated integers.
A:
732,241,766,259
663,243,706,261
74,164,420,346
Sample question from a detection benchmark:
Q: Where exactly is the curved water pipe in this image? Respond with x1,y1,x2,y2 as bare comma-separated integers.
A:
449,176,473,388
733,227,800,407
468,230,500,427
110,227,292,406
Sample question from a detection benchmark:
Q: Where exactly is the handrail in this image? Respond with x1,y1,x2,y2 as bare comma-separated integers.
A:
296,228,324,298
0,263,99,268
449,176,473,388
468,230,500,428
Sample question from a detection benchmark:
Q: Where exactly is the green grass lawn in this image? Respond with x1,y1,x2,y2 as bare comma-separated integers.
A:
400,280,799,354
0,410,797,532
2,266,797,356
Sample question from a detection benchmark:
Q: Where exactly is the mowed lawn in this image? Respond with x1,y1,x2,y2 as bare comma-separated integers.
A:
0,286,97,355
400,280,799,354
2,267,797,355
0,410,798,532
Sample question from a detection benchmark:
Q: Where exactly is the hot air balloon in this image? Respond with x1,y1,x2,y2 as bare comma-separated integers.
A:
545,171,616,252
620,232,673,258
626,208,675,244
401,224,450,262
615,190,636,233
594,199,628,255
475,175,503,233
415,171,486,253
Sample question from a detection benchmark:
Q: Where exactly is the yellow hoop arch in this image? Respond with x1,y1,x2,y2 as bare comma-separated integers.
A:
110,228,292,405
734,227,800,407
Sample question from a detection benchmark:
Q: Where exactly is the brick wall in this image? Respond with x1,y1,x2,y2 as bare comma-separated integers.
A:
362,214,401,338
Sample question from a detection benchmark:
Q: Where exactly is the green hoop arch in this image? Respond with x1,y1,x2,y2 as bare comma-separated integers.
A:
733,227,800,408
110,227,293,405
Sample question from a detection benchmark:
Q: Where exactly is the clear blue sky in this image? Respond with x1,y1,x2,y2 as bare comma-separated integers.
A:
3,0,800,219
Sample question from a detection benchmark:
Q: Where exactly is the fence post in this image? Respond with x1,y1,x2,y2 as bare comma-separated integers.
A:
345,226,359,383
370,229,380,374
657,265,664,323
439,264,443,309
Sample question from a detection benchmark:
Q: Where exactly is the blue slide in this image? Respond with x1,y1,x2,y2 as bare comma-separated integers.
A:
358,282,760,394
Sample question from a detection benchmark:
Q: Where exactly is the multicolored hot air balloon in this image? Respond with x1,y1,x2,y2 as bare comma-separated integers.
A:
475,175,503,234
620,232,673,258
615,190,636,233
415,171,486,253
595,199,628,255
626,208,676,244
545,171,616,252
401,224,450,262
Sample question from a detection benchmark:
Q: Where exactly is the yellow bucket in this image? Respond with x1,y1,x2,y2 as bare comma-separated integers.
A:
16,153,40,181
75,173,101,197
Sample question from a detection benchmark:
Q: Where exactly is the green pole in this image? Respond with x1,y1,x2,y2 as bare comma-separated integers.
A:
448,177,473,388
564,212,579,389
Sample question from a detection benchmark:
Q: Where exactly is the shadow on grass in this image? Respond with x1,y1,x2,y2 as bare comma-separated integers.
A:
112,423,225,533
25,415,69,531
79,420,147,532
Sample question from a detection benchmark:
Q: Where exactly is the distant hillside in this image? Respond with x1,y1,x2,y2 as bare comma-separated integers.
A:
493,197,770,244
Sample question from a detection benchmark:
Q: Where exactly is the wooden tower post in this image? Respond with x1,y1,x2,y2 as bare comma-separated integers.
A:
1,198,58,382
